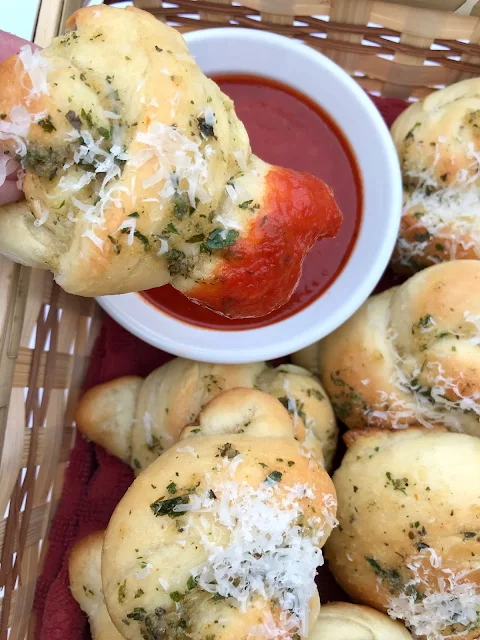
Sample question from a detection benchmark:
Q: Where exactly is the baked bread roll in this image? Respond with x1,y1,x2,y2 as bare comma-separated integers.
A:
325,428,480,640
69,530,123,640
102,388,337,640
292,261,480,435
391,78,480,272
0,5,342,318
310,602,413,639
75,358,337,471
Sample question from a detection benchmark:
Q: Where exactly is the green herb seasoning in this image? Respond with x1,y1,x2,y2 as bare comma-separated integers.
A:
218,443,240,459
365,557,401,590
206,228,239,250
172,192,190,219
414,232,432,243
167,482,177,494
306,388,325,401
134,588,144,599
150,495,190,518
166,248,186,276
186,233,205,243
38,115,56,133
266,471,282,483
66,110,82,131
118,580,127,603
187,576,197,590
464,531,477,540
80,108,94,128
98,126,111,139
126,608,147,621
108,235,121,255
385,472,409,494
134,230,150,249
197,116,215,138
405,122,421,141
169,591,184,602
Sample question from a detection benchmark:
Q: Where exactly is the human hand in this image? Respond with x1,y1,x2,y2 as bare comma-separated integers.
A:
0,30,38,205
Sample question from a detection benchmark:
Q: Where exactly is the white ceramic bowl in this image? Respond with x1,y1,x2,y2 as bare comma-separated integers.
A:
97,27,402,363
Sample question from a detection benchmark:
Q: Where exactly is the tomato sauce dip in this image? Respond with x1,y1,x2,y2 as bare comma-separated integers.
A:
141,74,362,330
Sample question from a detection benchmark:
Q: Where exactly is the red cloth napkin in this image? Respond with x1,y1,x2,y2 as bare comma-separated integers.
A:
33,94,408,639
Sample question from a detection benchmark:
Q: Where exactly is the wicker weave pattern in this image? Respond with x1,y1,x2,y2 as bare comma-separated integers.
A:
123,0,480,98
0,263,101,639
1,0,480,638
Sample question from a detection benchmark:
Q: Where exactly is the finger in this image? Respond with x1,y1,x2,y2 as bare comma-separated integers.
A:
0,30,39,60
0,181,23,206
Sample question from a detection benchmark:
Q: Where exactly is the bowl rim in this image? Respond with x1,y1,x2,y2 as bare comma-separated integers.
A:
97,26,402,363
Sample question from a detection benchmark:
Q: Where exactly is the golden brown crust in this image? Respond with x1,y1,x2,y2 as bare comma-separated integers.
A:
75,358,337,473
75,376,142,463
102,389,336,640
0,5,341,319
391,78,480,272
295,261,480,436
310,602,413,639
325,428,480,640
69,530,124,640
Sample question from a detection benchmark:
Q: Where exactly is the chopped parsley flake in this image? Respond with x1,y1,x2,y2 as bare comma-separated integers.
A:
38,115,56,133
266,471,282,483
150,495,190,518
118,580,127,603
205,228,239,250
385,472,409,494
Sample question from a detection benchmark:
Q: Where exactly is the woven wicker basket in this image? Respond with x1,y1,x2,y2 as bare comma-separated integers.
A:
2,0,480,637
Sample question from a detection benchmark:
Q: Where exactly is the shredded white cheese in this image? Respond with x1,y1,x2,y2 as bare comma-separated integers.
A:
388,549,480,639
225,183,238,203
134,563,153,580
81,228,103,249
117,218,136,246
33,204,49,227
142,412,154,447
18,46,50,98
204,107,215,127
176,445,198,457
157,237,169,256
173,455,336,639
134,121,210,208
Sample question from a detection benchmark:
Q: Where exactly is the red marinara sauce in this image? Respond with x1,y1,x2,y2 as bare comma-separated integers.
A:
142,75,362,330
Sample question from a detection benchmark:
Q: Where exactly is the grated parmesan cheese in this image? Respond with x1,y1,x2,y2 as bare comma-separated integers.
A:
81,228,103,249
157,237,169,256
204,107,215,127
18,46,50,98
173,455,336,639
142,412,154,447
134,563,153,580
175,445,198,457
33,204,50,227
399,141,480,266
117,218,136,246
134,121,210,208
225,184,238,203
158,577,169,590
388,549,480,640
